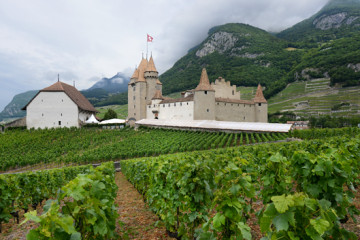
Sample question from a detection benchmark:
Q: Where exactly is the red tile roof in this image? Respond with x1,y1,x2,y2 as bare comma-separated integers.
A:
23,81,98,112
195,68,214,91
253,84,267,103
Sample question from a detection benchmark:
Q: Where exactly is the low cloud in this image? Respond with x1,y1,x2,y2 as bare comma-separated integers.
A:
0,0,329,111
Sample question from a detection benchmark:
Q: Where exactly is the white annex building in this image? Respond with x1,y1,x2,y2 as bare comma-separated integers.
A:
128,56,268,126
22,81,98,129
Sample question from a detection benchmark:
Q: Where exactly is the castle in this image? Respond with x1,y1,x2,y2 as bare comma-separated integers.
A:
127,56,268,125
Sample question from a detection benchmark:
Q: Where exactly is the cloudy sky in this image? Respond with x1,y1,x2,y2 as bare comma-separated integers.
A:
0,0,329,111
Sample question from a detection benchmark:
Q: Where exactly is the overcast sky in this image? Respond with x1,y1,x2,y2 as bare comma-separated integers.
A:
0,0,329,111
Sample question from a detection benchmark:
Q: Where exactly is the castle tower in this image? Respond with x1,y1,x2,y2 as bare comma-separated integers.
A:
193,68,215,120
128,56,162,125
253,84,268,122
144,56,161,104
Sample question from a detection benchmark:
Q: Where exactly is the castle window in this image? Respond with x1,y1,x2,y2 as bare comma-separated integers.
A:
133,96,135,100
204,91,207,95
163,104,165,107
149,106,151,108
225,103,226,106
169,104,170,107
244,104,245,107
133,87,136,91
258,103,262,106
238,104,239,106
180,103,182,106
145,97,146,100
231,104,233,106
217,103,219,105
174,103,176,106
232,90,234,95
134,113,136,116
134,105,136,108
59,121,61,126
187,103,189,105
207,109,209,112
42,113,44,117
244,117,245,120
154,104,155,107
62,99,63,102
61,113,62,116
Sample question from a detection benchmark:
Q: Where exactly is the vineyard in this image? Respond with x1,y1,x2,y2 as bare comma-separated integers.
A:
121,131,360,239
0,127,359,239
0,127,289,172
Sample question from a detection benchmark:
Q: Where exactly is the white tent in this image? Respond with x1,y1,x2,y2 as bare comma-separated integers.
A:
85,114,99,124
99,119,126,125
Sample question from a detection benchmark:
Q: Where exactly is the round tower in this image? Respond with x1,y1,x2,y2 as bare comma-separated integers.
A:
193,68,215,120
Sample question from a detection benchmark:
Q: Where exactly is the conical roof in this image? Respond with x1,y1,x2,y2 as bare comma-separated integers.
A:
146,56,158,72
253,84,267,103
136,57,148,82
156,79,162,85
195,68,214,91
131,68,139,79
152,90,164,100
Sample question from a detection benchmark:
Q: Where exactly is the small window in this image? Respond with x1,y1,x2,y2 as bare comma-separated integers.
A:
154,104,155,107
148,106,151,108
207,109,209,112
217,103,219,105
42,113,44,117
187,103,189,105
61,113,62,116
62,99,63,102
134,113,136,116
133,87,136,91
163,104,165,107
231,104,233,106
133,96,135,100
204,91,207,95
168,104,170,107
225,103,226,106
258,103,262,106
58,121,61,126
180,103,182,106
174,103,176,106
232,90,234,95
134,105,136,108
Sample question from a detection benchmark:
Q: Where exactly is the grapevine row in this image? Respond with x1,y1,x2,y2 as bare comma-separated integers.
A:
121,134,360,239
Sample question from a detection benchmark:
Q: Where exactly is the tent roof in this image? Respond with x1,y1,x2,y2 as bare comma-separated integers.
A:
85,114,99,124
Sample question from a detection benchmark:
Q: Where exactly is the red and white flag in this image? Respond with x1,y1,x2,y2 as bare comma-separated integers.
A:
147,34,153,42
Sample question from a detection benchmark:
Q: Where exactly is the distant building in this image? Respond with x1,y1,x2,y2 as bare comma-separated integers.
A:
128,56,268,125
287,121,310,130
22,81,97,129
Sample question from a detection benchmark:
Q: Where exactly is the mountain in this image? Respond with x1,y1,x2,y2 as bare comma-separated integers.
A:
0,90,38,122
87,72,129,94
159,23,303,98
277,0,360,42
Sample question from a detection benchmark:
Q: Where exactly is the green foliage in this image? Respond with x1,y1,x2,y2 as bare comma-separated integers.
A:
0,128,288,171
260,193,341,240
122,132,360,239
23,162,118,240
103,108,117,120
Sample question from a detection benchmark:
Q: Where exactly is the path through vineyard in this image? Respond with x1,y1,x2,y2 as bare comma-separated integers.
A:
0,172,174,240
115,172,174,239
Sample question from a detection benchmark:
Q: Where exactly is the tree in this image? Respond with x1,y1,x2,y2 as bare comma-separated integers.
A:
103,109,117,120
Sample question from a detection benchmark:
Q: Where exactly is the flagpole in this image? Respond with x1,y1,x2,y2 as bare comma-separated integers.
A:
146,34,148,60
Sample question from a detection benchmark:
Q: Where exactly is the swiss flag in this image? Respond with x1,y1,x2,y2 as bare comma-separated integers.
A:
147,34,153,42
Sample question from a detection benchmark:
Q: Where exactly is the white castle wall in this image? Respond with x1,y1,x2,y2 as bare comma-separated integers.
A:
147,101,194,120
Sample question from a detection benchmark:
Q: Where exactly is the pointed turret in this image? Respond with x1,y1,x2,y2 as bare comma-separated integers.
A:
152,89,164,100
253,84,267,103
146,56,158,72
195,68,214,91
136,57,148,82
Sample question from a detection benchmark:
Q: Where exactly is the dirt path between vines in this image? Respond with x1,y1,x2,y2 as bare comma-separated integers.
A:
115,172,174,239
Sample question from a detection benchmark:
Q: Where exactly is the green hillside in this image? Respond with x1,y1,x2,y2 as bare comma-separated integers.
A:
277,0,360,42
268,78,360,117
159,23,303,98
